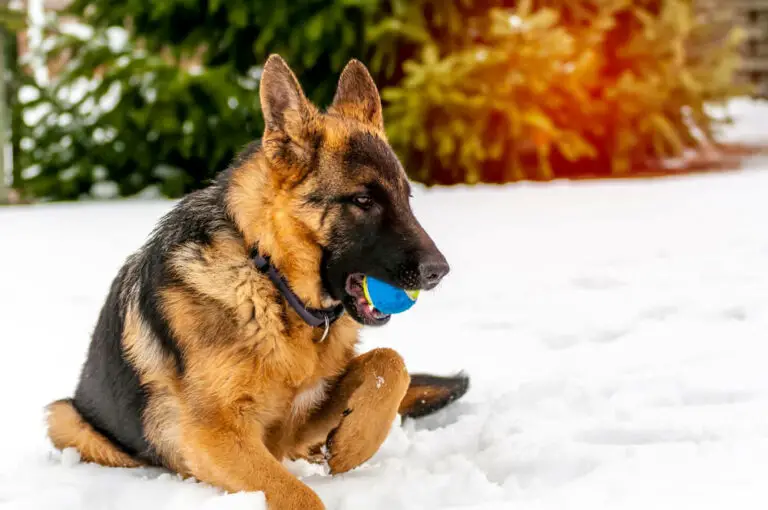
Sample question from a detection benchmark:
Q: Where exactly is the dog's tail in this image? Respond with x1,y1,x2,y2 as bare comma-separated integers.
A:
46,399,141,468
398,372,470,419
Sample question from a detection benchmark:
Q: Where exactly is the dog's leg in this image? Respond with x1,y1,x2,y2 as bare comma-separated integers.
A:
293,348,410,474
179,406,324,510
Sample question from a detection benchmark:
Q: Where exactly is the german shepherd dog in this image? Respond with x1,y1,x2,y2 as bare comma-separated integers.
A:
46,55,467,509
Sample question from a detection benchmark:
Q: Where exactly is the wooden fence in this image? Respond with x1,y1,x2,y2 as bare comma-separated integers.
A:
724,0,768,97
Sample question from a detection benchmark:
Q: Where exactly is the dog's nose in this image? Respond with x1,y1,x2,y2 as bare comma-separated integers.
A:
418,255,450,289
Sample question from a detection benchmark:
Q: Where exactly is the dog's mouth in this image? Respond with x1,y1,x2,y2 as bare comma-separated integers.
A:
344,273,391,326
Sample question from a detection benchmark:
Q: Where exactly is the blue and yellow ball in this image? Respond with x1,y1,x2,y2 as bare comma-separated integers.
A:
362,276,419,315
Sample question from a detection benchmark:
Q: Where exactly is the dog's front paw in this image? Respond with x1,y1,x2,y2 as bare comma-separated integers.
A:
325,348,410,474
287,443,328,465
326,406,386,474
270,481,326,510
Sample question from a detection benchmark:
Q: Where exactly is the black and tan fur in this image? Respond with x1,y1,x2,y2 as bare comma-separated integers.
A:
46,55,467,510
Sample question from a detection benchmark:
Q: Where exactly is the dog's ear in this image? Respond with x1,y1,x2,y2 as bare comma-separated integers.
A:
260,54,313,136
331,59,383,130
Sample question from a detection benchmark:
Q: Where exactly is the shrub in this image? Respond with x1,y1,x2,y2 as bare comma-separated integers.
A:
14,0,746,199
376,0,746,184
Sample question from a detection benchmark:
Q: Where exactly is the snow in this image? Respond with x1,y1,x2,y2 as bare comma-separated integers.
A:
22,102,52,127
2,108,768,509
57,21,129,54
60,22,94,40
18,86,40,105
709,97,768,145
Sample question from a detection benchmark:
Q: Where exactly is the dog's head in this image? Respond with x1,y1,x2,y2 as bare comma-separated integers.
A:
257,55,449,326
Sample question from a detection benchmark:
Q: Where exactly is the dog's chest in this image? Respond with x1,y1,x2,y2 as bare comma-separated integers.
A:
291,379,328,417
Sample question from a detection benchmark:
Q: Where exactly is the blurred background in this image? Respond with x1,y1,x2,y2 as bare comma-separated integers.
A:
0,0,762,204
4,3,768,508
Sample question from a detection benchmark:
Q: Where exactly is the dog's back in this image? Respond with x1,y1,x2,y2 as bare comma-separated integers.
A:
48,182,235,467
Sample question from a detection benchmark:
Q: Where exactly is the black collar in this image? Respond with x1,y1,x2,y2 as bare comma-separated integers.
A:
250,246,344,342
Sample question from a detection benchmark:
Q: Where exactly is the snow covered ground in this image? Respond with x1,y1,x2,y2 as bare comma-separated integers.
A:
2,102,768,509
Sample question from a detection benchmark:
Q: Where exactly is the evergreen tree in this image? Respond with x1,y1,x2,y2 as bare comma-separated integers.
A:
16,1,384,200
0,4,24,204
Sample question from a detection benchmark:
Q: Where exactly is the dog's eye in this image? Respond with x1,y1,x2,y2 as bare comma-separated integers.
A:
352,195,374,209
